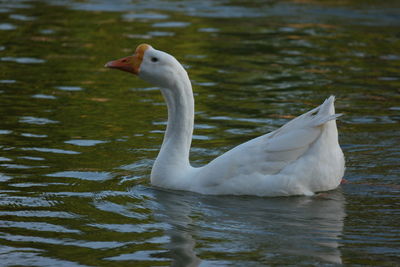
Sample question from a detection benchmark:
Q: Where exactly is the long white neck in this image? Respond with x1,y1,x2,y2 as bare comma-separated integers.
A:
150,69,194,186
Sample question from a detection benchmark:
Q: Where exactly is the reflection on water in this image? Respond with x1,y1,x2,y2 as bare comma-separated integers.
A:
151,188,346,265
0,0,399,266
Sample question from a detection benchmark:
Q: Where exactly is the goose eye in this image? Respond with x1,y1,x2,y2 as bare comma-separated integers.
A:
151,57,158,62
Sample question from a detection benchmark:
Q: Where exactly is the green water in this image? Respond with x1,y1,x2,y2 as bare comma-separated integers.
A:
0,0,399,266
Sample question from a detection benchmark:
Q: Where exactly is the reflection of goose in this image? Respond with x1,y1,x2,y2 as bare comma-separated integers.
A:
149,189,201,267
106,44,345,196
150,188,346,265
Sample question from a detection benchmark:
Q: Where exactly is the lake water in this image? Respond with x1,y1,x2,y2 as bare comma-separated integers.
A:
1,0,399,266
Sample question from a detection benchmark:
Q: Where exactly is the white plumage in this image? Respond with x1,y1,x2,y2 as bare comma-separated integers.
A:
106,44,345,196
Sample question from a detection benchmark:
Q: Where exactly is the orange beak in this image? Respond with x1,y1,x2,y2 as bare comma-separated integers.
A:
105,56,136,74
105,44,151,75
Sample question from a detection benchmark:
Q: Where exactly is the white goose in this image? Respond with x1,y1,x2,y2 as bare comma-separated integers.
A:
105,44,345,196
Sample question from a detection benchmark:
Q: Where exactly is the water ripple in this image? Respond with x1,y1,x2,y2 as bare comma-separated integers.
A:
21,147,80,155
0,210,77,218
32,94,57,99
20,133,48,138
0,247,88,267
0,79,16,83
0,23,16,30
55,86,83,91
64,139,107,147
87,222,166,233
93,200,149,220
148,31,175,37
0,196,55,208
1,57,45,63
9,14,35,21
122,12,169,21
0,174,12,182
46,171,112,181
0,232,126,249
0,130,12,135
105,250,169,262
19,116,58,125
0,163,46,169
0,220,80,233
0,157,12,162
39,29,55,34
152,21,190,28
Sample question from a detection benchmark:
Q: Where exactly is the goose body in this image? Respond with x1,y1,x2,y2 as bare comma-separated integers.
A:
106,44,345,197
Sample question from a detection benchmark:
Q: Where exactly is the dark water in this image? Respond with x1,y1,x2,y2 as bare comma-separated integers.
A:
1,0,399,266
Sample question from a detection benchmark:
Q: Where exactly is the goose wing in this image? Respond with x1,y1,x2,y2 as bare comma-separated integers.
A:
197,96,340,186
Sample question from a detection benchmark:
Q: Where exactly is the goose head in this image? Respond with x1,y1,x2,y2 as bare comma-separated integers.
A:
105,44,187,89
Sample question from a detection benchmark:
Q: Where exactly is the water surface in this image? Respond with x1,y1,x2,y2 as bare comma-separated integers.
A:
0,0,399,266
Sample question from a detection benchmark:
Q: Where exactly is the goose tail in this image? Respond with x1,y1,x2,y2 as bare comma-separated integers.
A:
312,96,342,126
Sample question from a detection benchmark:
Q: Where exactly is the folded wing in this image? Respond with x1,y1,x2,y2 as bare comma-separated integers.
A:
198,96,340,186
